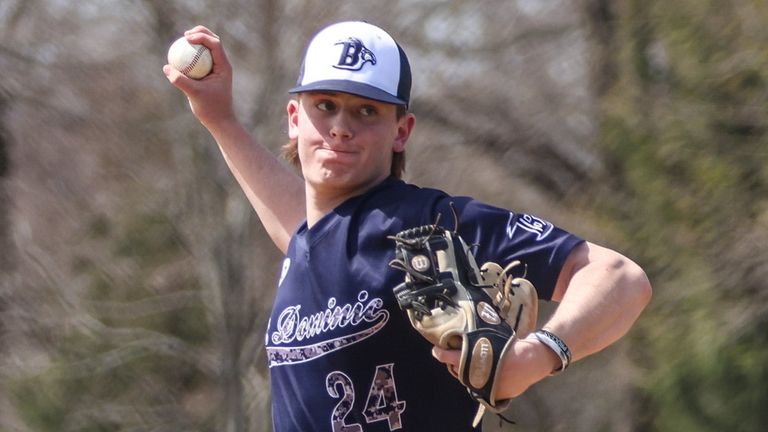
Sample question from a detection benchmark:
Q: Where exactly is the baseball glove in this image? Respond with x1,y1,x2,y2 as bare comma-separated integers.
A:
388,222,538,422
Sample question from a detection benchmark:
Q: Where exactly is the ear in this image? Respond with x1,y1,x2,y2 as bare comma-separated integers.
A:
287,99,300,140
393,112,416,153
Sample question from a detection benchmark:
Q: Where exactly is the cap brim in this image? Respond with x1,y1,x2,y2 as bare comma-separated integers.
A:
289,80,407,106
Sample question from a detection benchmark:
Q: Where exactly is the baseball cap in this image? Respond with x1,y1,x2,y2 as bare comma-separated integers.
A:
289,21,411,107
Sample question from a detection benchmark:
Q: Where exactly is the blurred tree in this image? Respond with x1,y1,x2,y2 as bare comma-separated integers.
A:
585,0,768,430
0,77,14,427
4,0,766,431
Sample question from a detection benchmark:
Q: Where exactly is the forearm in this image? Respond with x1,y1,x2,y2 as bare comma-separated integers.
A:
493,242,652,399
208,119,305,253
164,27,305,254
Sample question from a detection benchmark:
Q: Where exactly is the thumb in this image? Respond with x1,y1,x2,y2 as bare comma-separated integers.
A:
163,64,198,95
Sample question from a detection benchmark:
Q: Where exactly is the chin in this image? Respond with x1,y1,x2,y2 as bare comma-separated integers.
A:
306,168,353,187
309,170,380,194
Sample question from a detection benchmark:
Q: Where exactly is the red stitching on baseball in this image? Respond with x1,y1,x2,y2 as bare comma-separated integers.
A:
182,46,205,75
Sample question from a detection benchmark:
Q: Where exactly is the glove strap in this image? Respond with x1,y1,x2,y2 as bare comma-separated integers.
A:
457,327,515,423
460,329,512,397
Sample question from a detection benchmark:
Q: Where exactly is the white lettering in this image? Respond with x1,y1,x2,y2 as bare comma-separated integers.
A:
271,291,385,345
506,212,554,241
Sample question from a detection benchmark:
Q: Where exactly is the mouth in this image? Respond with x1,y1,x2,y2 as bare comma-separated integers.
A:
317,146,357,159
320,147,354,153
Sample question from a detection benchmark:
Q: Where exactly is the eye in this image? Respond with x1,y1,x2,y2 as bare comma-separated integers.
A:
359,105,377,117
317,100,337,112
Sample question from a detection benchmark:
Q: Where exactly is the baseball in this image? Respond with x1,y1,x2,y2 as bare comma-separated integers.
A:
167,37,212,79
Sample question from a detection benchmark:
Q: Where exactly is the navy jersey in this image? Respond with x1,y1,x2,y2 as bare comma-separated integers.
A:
265,178,583,431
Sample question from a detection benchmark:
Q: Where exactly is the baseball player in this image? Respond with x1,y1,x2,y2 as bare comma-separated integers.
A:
164,21,652,431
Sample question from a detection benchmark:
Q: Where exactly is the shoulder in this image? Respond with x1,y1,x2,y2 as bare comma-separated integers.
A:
361,178,450,216
346,179,453,241
376,178,449,201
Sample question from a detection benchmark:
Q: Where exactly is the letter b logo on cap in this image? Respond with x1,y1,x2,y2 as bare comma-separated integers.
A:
334,38,377,71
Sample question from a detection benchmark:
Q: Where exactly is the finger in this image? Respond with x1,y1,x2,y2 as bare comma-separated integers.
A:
433,347,461,379
183,32,230,72
432,346,445,361
431,346,460,366
184,25,219,39
449,364,459,377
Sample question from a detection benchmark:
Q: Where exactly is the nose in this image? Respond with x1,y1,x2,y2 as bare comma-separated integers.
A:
329,113,353,140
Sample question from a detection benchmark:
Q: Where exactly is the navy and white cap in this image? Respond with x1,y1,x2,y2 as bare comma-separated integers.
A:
290,21,411,107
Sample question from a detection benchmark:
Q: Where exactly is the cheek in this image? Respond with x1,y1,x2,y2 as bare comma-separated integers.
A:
296,139,311,162
295,109,323,138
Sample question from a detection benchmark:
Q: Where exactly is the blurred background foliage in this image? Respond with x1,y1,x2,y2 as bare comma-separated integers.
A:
0,0,766,431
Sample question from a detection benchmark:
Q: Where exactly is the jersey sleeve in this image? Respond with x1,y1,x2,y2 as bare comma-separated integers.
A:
434,197,584,300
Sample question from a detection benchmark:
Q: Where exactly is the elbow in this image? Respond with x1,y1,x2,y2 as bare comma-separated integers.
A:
639,269,653,308
620,257,653,311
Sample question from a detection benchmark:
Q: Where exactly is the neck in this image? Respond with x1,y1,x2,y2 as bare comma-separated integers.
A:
304,177,388,227
305,191,338,228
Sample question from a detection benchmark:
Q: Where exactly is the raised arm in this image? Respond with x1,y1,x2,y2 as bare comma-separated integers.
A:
163,26,304,253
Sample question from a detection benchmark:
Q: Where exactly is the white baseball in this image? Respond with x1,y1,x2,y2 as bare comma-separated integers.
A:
167,37,213,79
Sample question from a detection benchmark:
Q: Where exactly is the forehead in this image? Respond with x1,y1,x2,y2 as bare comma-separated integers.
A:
299,91,394,107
